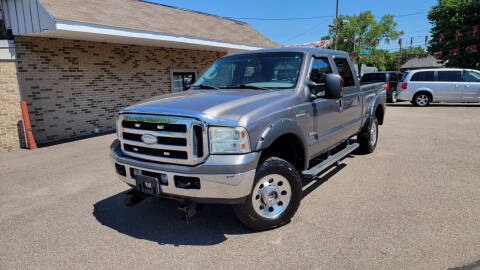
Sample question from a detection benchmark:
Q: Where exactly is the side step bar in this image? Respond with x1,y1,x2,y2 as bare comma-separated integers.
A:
302,143,359,178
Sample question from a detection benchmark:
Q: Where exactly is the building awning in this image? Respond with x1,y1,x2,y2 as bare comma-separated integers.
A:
0,0,278,52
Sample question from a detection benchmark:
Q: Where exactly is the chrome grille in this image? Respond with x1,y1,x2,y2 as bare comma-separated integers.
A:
118,114,208,165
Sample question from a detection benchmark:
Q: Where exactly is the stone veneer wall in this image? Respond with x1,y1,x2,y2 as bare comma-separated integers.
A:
14,36,225,145
0,61,23,152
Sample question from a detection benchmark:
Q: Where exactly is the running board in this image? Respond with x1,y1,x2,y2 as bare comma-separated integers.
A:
302,143,359,178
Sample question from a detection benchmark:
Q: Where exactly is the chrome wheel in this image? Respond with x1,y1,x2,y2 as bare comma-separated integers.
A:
415,94,429,106
369,122,377,146
252,174,291,219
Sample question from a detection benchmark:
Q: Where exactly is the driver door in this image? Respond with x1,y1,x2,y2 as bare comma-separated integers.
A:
303,56,344,159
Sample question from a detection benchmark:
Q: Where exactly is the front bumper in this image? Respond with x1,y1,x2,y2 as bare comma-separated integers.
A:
110,140,258,204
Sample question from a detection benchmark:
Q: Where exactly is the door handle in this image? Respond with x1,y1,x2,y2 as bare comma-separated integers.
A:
455,84,461,87
466,85,471,88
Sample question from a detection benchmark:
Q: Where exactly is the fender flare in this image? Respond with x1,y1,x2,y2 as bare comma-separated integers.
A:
364,95,385,130
254,118,308,170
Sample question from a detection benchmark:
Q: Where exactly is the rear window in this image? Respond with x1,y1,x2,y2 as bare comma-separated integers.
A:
438,71,462,82
410,71,434,82
361,73,386,83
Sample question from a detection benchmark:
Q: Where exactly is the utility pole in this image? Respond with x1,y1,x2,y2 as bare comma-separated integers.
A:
334,0,339,50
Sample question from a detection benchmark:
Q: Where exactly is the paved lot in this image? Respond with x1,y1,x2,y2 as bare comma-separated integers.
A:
1,103,480,269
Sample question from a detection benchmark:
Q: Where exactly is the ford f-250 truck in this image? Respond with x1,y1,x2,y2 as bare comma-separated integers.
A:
110,48,386,231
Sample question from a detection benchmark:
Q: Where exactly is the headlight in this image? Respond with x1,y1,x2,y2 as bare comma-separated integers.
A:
209,127,251,154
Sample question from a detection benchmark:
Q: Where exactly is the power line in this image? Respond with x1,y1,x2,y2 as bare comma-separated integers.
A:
280,18,332,43
227,15,333,21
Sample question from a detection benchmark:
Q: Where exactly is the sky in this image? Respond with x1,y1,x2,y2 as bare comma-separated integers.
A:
149,0,438,52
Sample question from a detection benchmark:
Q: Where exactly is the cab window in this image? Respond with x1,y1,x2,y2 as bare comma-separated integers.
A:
334,58,355,87
309,57,332,96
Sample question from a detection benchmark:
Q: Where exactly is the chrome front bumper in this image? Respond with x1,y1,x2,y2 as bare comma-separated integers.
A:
110,140,258,203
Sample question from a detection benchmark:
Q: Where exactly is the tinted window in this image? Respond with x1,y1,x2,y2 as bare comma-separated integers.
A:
334,58,355,87
438,71,462,82
361,73,386,83
410,71,434,82
389,73,398,82
309,57,332,96
464,71,480,83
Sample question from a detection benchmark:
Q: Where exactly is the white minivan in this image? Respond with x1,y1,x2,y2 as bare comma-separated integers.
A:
396,68,480,106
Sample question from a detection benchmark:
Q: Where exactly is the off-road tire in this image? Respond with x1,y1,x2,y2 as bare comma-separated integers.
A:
233,157,302,231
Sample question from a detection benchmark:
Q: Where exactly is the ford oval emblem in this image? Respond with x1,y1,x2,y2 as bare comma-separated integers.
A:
141,134,157,145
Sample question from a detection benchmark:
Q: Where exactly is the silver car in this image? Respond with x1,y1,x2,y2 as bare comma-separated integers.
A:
396,68,480,106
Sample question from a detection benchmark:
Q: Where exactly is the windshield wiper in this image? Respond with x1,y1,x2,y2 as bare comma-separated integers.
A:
221,84,270,90
194,84,219,89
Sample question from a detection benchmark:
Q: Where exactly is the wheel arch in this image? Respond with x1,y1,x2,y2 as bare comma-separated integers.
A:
254,119,308,171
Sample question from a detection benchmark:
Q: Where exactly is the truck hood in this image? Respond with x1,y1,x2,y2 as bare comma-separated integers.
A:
121,89,293,125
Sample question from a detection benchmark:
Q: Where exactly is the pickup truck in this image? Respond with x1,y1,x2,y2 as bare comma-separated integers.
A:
110,48,386,231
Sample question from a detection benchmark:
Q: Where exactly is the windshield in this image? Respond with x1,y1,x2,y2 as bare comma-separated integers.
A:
192,52,304,90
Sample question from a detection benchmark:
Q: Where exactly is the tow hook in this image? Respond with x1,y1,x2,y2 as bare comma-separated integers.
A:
177,200,200,223
124,188,147,206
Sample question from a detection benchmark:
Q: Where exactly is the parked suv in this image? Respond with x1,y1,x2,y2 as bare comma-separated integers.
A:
110,48,386,230
397,68,480,106
361,71,402,103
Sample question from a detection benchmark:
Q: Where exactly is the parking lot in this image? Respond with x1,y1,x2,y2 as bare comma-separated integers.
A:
1,103,479,269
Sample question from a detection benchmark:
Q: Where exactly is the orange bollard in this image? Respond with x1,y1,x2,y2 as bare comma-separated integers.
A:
20,101,37,149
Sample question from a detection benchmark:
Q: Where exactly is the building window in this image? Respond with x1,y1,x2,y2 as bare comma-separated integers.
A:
170,69,197,93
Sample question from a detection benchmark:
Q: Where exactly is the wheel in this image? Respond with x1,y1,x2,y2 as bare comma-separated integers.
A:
413,92,430,106
233,157,302,231
391,90,397,103
358,116,378,154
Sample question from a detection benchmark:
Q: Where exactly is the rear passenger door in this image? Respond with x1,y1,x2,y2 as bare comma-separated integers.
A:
436,70,464,102
333,57,362,138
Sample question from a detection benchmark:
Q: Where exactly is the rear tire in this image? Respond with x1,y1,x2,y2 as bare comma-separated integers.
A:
413,92,430,106
233,157,302,231
358,116,378,154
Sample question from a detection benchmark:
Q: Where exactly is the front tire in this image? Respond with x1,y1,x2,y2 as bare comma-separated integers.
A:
233,157,302,231
358,116,378,154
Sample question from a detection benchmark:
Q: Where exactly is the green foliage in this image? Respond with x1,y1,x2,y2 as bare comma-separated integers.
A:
427,0,480,68
326,11,403,73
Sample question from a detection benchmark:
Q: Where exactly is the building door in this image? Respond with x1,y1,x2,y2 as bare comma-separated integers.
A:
171,71,196,93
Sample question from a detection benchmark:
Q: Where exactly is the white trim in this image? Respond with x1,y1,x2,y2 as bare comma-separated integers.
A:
0,39,15,60
55,20,263,51
170,68,198,93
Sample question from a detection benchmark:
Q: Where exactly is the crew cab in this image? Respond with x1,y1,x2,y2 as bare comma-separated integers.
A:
361,71,402,103
110,48,386,230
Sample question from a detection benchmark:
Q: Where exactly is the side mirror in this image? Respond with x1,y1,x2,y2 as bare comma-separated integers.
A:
306,80,323,101
325,73,344,99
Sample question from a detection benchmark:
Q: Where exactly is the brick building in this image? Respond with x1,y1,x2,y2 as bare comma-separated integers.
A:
0,0,276,152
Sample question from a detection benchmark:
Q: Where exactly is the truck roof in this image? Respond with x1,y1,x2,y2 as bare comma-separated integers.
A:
229,47,349,57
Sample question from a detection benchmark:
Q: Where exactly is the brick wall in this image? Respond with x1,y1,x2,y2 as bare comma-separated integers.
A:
0,61,23,152
14,36,225,145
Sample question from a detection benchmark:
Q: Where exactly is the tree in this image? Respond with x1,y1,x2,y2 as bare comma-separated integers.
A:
428,0,480,68
325,11,403,74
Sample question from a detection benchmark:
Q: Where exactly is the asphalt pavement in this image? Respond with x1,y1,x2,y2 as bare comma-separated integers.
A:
1,103,479,269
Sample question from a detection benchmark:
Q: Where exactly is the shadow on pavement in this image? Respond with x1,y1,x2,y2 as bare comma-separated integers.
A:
93,192,251,246
302,163,347,198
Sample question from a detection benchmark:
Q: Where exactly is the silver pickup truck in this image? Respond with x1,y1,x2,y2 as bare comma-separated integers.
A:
110,48,386,230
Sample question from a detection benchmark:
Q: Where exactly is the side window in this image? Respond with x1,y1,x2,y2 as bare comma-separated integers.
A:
309,57,332,96
410,71,434,82
464,71,480,83
334,58,355,87
438,71,462,82
390,73,397,82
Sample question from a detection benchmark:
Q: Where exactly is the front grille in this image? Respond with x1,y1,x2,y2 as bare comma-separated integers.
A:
118,114,208,165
